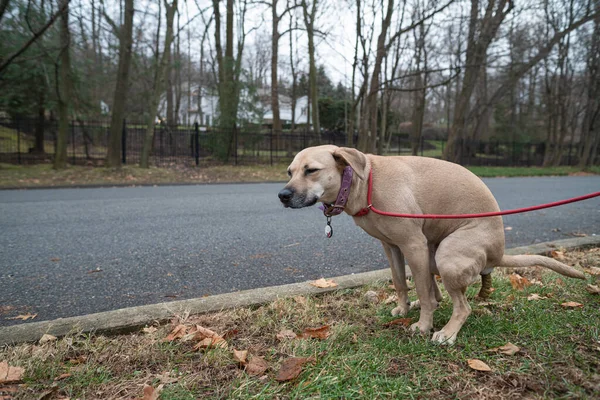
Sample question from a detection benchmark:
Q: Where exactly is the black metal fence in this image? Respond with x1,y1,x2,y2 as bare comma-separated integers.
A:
0,117,589,167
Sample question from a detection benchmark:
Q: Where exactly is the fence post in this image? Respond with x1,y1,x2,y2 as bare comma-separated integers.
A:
121,119,127,165
270,128,273,166
16,119,21,164
71,120,76,165
194,122,199,166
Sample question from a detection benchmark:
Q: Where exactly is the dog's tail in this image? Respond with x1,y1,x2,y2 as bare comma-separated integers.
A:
497,254,585,279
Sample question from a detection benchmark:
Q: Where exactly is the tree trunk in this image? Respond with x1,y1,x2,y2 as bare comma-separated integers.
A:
271,0,282,147
302,0,320,139
140,0,177,168
106,0,134,168
33,82,46,154
54,0,71,169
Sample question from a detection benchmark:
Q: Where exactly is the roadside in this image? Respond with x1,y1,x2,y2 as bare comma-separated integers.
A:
1,241,599,399
1,163,598,189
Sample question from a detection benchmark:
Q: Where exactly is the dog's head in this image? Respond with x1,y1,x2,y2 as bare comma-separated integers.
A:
278,145,368,208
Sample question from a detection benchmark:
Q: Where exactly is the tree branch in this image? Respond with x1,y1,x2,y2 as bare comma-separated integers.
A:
0,0,70,74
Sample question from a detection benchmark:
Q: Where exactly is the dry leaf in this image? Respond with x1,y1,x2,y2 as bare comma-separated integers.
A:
0,361,24,384
496,343,520,355
527,294,547,301
509,274,531,291
293,296,307,306
384,295,398,304
39,334,57,344
550,250,565,260
467,359,492,372
54,373,72,381
7,313,37,321
87,268,103,274
276,329,298,341
245,356,268,376
309,278,338,288
193,336,227,350
142,327,158,334
140,384,164,400
586,284,600,295
163,324,187,342
382,318,412,327
193,325,220,340
584,267,600,276
561,301,584,308
275,357,316,382
504,226,513,231
300,325,331,339
233,349,248,364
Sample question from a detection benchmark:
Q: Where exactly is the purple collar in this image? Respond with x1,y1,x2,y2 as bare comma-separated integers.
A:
321,166,353,216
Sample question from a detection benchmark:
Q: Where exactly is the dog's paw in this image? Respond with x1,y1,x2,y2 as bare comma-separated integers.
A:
391,304,409,316
431,330,457,345
410,321,432,335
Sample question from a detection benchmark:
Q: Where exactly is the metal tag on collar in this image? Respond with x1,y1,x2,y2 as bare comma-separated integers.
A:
325,216,333,238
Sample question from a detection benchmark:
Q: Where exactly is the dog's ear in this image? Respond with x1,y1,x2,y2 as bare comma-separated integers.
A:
332,147,368,180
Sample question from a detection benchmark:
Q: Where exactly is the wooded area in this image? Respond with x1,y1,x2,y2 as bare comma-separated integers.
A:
0,0,598,168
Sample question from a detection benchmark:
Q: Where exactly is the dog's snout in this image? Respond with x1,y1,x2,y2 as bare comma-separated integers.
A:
278,188,294,203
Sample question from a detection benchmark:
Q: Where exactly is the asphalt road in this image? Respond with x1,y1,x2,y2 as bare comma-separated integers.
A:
1,176,599,326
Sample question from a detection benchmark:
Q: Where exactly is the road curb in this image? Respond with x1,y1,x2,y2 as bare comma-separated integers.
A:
1,236,598,347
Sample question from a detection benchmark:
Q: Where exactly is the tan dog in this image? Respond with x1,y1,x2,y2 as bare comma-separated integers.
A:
278,145,585,344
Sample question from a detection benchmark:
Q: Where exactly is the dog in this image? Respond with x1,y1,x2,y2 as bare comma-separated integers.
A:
278,145,585,344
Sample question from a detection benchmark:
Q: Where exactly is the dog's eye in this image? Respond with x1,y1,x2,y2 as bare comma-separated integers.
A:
305,168,319,176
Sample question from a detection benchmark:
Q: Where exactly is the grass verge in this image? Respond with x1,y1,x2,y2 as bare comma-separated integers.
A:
1,248,599,399
0,163,598,189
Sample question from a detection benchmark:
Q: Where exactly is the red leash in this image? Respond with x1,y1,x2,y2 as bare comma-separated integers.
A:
354,169,600,219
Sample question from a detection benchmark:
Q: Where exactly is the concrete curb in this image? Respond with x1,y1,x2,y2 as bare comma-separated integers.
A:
1,236,598,347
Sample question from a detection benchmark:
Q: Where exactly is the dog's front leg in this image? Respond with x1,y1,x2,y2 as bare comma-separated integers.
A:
401,239,435,334
382,242,410,316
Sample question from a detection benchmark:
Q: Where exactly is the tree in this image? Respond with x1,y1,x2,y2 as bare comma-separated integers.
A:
301,0,320,135
105,0,135,168
54,0,72,169
140,0,178,168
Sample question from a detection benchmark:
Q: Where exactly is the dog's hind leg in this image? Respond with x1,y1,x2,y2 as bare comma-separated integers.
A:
382,242,410,316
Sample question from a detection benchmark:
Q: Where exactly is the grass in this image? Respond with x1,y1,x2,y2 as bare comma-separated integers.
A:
1,248,599,399
0,162,597,189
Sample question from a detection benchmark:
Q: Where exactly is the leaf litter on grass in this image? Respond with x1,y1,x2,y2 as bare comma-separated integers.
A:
0,247,598,399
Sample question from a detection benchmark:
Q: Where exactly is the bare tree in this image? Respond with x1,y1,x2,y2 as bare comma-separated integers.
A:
140,0,178,168
54,0,72,169
301,0,320,136
105,0,135,168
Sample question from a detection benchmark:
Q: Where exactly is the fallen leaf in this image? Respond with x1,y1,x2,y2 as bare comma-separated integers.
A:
584,267,600,276
39,334,57,344
6,313,37,321
571,232,588,237
383,294,398,304
550,250,565,260
87,268,103,274
142,327,158,334
275,357,316,382
488,342,520,355
50,258,61,262
364,290,380,303
193,336,227,350
561,301,584,308
586,284,600,295
0,361,24,384
276,329,298,341
300,325,331,340
382,318,412,327
140,384,164,400
245,356,268,376
527,294,547,301
163,324,187,342
504,226,513,231
67,355,87,365
293,296,307,306
233,349,248,364
54,373,71,381
309,278,338,288
509,274,531,291
467,359,492,372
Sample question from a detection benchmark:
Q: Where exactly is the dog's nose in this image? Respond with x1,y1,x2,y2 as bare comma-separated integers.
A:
278,188,294,203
